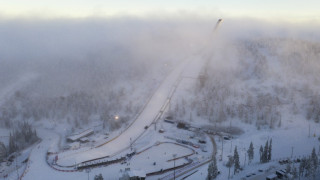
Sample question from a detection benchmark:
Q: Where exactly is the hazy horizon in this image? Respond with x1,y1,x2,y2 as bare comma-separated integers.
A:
0,0,319,23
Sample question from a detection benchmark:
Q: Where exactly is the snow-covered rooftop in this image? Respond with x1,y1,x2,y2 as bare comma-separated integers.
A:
67,129,94,142
128,170,146,178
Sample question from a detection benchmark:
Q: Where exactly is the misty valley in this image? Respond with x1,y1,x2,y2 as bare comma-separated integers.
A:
0,18,320,180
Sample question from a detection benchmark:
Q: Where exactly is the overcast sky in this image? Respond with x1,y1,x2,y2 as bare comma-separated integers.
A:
0,0,319,22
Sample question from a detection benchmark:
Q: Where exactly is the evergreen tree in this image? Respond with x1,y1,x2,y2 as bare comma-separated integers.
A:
278,118,281,127
94,173,104,180
310,147,318,179
8,133,16,154
226,156,234,180
33,129,37,139
268,138,272,161
299,158,306,178
234,146,240,174
305,158,311,177
262,140,269,163
259,145,263,163
247,142,254,164
292,166,298,179
7,122,38,154
286,163,291,174
207,155,219,180
311,147,318,170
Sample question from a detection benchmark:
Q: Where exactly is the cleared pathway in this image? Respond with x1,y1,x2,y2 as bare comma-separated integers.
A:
22,129,83,180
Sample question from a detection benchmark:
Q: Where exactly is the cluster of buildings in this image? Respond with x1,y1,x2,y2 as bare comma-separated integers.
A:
65,128,94,150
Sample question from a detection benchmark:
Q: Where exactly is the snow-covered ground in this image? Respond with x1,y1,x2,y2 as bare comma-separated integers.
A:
21,128,85,180
177,116,320,180
56,57,192,166
0,143,35,179
130,142,192,172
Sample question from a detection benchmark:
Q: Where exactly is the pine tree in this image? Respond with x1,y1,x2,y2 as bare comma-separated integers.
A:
299,158,306,178
207,155,219,180
234,146,240,174
226,156,234,180
34,129,38,140
207,162,214,180
305,158,311,177
286,163,291,174
268,138,272,161
94,174,103,180
259,145,263,163
8,133,16,154
310,147,318,179
278,118,281,127
262,140,269,163
292,166,298,179
9,133,13,154
247,142,254,164
311,147,318,170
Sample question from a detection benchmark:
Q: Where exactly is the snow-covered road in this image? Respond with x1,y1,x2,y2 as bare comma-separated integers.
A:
22,129,83,180
57,59,191,166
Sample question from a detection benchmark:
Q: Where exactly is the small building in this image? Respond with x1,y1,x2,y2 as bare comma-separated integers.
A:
0,142,6,161
164,119,175,124
67,128,94,142
80,137,89,143
128,170,146,180
120,170,146,180
266,174,277,180
223,136,231,140
67,142,80,150
158,129,165,133
177,122,190,130
276,170,285,178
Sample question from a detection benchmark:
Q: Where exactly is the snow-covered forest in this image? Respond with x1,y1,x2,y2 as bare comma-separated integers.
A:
171,37,320,129
0,19,209,130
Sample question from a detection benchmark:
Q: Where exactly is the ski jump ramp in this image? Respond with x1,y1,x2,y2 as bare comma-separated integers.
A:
57,59,190,167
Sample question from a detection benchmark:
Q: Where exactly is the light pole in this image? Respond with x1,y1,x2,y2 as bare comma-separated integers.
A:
221,137,224,161
15,156,19,179
173,154,177,180
244,148,247,167
85,168,91,180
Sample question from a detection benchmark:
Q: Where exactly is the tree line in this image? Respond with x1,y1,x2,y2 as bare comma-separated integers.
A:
170,38,320,130
0,89,144,132
8,121,39,155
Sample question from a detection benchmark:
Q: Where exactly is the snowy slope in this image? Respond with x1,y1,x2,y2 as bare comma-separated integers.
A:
57,58,192,166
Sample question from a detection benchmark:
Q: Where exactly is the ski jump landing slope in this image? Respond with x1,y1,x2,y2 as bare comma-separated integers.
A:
57,59,190,167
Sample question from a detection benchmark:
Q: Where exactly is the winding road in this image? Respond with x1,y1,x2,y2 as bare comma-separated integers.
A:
22,129,82,180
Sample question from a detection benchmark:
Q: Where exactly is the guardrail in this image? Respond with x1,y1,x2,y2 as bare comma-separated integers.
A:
77,157,126,170
147,161,193,177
